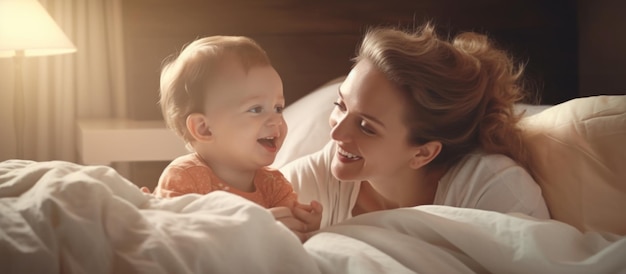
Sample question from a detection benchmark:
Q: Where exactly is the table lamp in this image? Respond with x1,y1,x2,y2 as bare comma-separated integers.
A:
0,0,77,158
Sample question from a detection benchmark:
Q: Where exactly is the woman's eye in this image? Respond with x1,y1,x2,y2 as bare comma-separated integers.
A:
275,105,285,113
333,101,346,112
248,106,263,113
360,121,376,135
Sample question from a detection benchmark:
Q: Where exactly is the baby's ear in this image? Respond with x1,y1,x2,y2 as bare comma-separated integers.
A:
409,141,442,170
186,113,212,141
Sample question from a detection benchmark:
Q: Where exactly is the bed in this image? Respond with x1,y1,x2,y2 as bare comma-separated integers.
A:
1,77,625,273
3,1,626,272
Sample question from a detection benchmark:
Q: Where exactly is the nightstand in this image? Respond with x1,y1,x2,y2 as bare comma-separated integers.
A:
77,118,188,165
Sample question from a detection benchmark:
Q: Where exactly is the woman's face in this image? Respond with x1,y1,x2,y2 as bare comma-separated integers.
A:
329,59,418,182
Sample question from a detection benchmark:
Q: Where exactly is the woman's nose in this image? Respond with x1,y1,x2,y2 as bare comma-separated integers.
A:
329,114,350,142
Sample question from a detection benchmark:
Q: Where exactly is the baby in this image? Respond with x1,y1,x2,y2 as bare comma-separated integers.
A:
151,35,320,225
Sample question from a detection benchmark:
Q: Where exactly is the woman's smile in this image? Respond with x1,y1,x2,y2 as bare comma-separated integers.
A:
336,144,362,162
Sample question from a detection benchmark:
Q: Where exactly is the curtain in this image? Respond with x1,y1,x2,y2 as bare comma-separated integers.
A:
0,0,126,162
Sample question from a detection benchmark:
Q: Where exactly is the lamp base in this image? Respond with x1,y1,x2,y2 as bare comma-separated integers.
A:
14,50,24,159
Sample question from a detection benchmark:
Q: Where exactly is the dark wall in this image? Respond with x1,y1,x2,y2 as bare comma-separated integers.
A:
122,0,581,122
578,0,626,97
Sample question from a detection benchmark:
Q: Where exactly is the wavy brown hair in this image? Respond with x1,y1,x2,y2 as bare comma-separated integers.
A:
355,23,531,170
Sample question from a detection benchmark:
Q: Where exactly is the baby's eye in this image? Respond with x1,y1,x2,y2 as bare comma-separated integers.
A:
275,105,285,113
360,120,376,135
248,106,263,113
333,101,346,112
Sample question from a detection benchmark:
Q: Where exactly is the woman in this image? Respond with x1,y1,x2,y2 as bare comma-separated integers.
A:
274,23,549,240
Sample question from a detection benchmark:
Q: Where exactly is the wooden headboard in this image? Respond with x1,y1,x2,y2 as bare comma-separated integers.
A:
122,0,580,121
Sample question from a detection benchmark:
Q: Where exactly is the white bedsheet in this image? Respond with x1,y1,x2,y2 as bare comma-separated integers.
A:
1,160,625,274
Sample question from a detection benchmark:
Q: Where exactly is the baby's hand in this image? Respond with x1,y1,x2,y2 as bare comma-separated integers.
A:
292,200,323,233
270,200,323,242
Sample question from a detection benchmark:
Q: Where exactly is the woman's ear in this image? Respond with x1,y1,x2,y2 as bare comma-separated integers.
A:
409,141,442,169
186,113,212,142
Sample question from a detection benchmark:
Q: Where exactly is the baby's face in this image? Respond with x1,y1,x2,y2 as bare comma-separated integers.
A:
200,58,287,170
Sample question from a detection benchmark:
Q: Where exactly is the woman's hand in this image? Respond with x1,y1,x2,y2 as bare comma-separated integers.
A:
270,200,323,242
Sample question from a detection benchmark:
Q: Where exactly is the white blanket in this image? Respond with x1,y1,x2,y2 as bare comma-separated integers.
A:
1,160,625,274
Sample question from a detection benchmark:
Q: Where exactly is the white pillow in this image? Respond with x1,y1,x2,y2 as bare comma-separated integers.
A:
271,77,343,169
521,95,626,235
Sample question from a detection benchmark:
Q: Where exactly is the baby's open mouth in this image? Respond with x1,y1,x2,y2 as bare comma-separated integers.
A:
257,137,276,148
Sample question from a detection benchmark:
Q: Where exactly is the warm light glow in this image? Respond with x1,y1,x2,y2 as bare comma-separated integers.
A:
0,0,77,58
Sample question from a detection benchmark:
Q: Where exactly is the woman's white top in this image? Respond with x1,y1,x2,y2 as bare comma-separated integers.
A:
279,141,550,228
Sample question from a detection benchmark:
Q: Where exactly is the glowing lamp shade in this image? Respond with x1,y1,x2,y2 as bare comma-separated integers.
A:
0,0,77,159
0,0,76,58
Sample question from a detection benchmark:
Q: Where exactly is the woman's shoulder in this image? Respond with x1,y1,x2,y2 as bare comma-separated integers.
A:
438,150,532,201
437,150,548,218
464,150,517,165
450,150,522,175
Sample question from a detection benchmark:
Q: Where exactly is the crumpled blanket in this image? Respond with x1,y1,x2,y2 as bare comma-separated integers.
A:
1,160,625,274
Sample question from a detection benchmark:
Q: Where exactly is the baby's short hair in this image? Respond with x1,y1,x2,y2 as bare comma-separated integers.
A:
159,36,271,144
